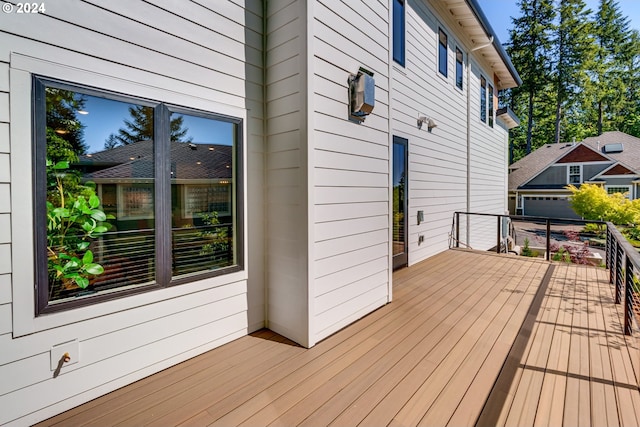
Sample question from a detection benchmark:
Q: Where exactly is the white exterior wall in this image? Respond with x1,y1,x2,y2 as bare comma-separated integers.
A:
468,60,510,250
393,0,510,265
266,0,392,346
395,1,468,265
0,0,514,424
311,0,391,343
265,0,310,347
0,1,264,425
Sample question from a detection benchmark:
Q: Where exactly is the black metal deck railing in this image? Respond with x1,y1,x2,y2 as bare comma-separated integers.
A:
452,212,639,337
605,224,640,336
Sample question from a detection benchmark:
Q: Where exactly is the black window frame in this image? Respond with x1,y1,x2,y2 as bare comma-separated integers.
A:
480,75,487,123
33,76,244,315
488,82,494,127
392,0,406,67
438,28,448,77
455,47,463,90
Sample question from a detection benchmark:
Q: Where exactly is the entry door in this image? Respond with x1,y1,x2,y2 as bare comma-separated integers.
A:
393,136,408,270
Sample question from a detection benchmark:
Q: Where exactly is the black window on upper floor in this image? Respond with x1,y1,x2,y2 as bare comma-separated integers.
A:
488,83,494,127
33,76,243,314
455,47,463,90
480,76,487,123
393,0,405,67
438,28,448,77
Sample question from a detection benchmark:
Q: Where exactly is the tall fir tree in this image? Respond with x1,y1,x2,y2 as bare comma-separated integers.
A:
591,0,631,135
45,88,88,156
115,106,192,145
552,0,595,143
507,0,556,158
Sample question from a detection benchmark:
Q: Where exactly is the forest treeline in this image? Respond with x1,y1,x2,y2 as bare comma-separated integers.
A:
505,0,639,163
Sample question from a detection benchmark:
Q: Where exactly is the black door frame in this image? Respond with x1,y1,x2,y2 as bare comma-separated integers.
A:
393,136,408,270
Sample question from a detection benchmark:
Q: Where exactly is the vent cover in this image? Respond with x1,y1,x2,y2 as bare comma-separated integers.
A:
603,143,624,153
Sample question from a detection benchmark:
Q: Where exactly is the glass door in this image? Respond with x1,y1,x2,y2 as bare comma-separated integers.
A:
393,136,408,270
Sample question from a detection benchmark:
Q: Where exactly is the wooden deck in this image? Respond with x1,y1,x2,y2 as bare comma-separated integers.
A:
36,250,639,427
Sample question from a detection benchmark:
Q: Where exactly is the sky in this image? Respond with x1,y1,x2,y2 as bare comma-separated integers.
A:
76,93,233,154
476,0,640,45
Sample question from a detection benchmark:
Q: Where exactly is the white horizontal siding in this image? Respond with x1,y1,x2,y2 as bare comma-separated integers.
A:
0,312,247,426
265,0,309,347
0,123,9,153
0,291,247,397
1,1,263,424
393,2,468,264
0,213,9,243
0,274,10,304
313,21,393,345
468,61,508,250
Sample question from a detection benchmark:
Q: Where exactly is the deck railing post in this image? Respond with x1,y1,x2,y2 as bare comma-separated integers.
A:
455,212,460,248
624,255,633,335
546,219,551,261
615,243,623,305
496,216,501,253
605,225,611,270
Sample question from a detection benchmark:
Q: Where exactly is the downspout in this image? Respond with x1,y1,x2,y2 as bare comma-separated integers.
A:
262,0,268,328
465,49,471,246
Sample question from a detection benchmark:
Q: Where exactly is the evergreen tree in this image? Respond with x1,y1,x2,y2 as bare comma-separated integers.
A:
618,30,640,135
507,0,555,156
552,0,595,143
115,106,192,145
591,0,631,135
45,88,88,155
103,133,119,150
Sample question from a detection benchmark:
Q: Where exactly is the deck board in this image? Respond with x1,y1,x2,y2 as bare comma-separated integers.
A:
480,262,640,427
35,250,639,427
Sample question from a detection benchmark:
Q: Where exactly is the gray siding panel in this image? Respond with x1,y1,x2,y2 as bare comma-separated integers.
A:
604,177,634,186
527,165,567,187
584,163,610,180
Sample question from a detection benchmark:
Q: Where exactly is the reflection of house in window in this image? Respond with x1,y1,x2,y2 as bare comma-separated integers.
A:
119,186,154,220
80,140,233,226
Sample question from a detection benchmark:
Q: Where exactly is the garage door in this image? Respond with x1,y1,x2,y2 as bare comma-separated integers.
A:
523,197,580,219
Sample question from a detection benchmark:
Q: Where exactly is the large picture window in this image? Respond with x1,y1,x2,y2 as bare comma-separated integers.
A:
33,77,243,313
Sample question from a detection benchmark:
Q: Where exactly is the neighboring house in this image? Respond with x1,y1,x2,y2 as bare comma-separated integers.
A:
508,131,640,218
0,1,520,425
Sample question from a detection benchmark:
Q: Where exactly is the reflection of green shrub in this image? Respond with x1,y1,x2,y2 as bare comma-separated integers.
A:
47,160,113,291
198,211,229,261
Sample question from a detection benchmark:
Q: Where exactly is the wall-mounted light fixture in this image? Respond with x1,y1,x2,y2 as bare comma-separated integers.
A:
349,67,375,122
417,115,437,131
417,210,424,225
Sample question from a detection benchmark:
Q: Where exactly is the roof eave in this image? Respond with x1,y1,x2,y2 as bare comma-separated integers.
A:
441,0,522,89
